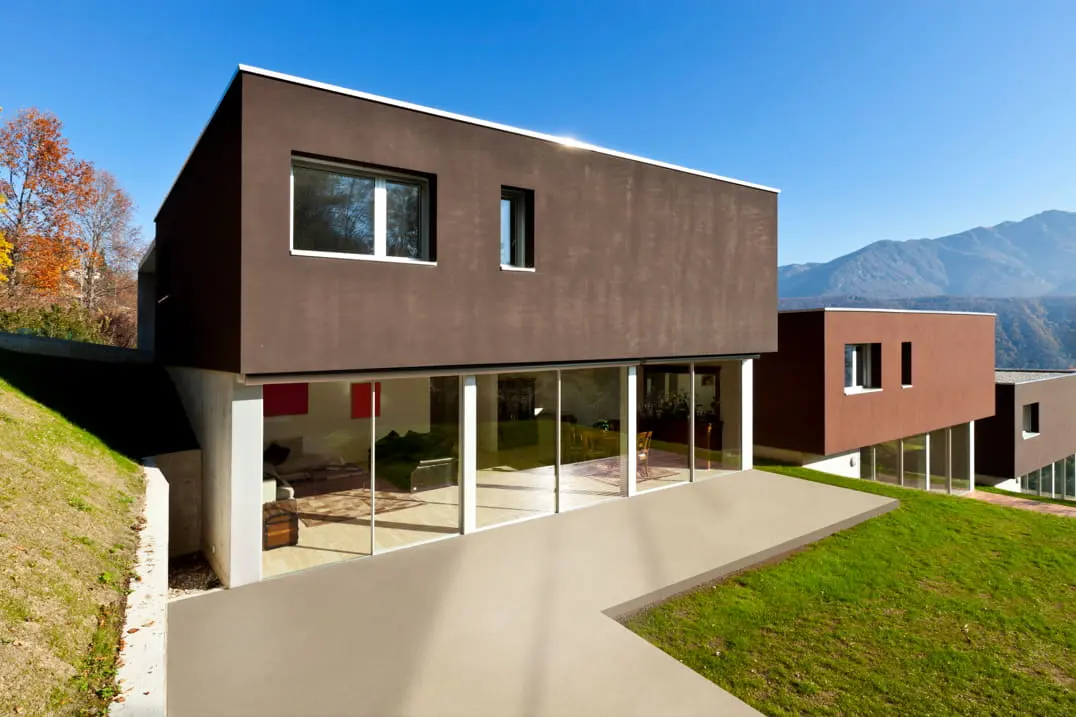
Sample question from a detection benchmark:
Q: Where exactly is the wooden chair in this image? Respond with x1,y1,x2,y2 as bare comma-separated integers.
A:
637,431,653,478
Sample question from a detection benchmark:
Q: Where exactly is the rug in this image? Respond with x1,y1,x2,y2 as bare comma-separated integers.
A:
566,459,681,488
295,488,425,528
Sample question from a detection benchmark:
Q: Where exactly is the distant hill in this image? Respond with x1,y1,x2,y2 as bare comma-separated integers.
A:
779,295,1076,369
779,210,1076,298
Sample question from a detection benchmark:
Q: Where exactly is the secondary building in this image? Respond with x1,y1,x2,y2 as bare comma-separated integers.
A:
139,66,779,587
976,370,1076,497
754,308,996,492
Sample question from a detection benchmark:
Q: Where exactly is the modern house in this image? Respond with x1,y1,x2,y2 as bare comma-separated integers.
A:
754,308,996,492
138,66,779,587
976,370,1076,498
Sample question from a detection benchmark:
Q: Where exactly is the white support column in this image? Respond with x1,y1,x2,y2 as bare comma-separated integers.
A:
460,375,477,533
554,370,562,513
741,359,754,470
924,431,931,492
230,382,263,587
968,420,976,492
369,384,377,553
621,365,638,497
688,362,696,481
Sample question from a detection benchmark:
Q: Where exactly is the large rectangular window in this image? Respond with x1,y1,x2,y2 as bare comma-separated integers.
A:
500,187,533,269
844,343,881,391
292,159,432,263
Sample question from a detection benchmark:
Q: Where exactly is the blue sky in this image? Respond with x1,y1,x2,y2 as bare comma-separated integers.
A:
4,0,1074,264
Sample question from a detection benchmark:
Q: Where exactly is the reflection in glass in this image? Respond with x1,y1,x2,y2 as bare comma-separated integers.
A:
373,378,460,551
261,380,374,578
476,372,556,528
902,434,927,490
385,179,424,258
559,368,626,511
928,429,949,493
694,361,743,479
293,165,375,255
859,447,875,480
950,423,972,493
1066,455,1076,499
876,440,901,485
1026,468,1040,494
637,365,691,491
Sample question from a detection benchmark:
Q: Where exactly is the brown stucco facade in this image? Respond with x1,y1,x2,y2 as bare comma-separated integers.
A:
152,68,778,376
976,373,1076,479
755,309,996,457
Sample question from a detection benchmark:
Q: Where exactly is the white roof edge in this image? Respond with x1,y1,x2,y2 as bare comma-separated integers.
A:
779,307,997,317
236,64,779,194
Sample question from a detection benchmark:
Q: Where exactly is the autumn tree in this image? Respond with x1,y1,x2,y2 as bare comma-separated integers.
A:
74,169,142,310
0,107,93,295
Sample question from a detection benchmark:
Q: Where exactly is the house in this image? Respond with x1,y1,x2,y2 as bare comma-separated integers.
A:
137,66,779,587
753,308,996,492
975,370,1076,497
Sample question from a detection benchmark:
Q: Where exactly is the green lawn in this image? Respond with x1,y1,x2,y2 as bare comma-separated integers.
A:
625,465,1076,716
979,484,1076,509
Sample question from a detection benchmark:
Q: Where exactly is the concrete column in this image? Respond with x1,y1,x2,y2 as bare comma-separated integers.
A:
460,376,477,533
229,382,263,587
621,365,638,497
740,359,754,470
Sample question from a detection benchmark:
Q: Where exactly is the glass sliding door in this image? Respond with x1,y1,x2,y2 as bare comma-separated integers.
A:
859,446,875,480
1066,455,1076,499
928,429,950,493
261,380,374,578
693,360,743,480
903,434,927,490
637,364,691,491
476,371,556,528
559,367,627,511
372,377,460,552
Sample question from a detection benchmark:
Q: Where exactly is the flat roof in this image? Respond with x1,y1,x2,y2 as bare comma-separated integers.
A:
995,369,1076,385
156,65,779,224
779,307,996,318
239,65,779,193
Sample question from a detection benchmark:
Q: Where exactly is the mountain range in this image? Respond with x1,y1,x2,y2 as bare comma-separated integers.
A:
778,210,1076,369
779,210,1076,298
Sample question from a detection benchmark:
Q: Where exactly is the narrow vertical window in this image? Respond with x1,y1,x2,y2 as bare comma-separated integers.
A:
901,341,913,386
500,187,534,269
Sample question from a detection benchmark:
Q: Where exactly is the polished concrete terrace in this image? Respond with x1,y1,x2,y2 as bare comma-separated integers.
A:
169,469,897,717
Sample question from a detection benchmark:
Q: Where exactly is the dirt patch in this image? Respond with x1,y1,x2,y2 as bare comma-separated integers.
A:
169,553,221,600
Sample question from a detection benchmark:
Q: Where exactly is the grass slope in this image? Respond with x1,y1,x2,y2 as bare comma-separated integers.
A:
0,377,143,716
626,466,1076,716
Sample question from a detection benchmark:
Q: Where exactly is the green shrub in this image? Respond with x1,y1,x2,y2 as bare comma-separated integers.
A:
0,304,107,344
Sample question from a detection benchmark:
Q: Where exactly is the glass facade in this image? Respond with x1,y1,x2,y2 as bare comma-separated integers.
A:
1017,454,1076,500
260,360,750,578
856,423,974,495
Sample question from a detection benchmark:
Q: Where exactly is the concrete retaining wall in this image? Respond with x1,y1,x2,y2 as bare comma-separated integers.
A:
111,465,169,716
154,449,203,557
0,332,151,363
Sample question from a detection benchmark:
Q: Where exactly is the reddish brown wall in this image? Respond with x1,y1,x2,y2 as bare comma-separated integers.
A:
754,311,826,454
822,311,996,455
237,72,778,375
154,78,242,373
1010,375,1076,476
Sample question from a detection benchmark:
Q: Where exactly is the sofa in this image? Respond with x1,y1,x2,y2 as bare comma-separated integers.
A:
373,428,458,493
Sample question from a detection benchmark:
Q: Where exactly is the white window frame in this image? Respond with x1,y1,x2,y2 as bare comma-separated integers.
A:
290,158,434,266
844,343,880,394
499,187,533,271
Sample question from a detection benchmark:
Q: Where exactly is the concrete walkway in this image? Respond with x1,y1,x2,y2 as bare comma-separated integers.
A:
169,470,896,717
969,489,1076,517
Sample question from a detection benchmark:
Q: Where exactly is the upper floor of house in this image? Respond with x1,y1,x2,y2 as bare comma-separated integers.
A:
977,370,1076,479
755,308,996,456
142,66,779,377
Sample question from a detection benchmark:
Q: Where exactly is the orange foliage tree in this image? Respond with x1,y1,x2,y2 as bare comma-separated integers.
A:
0,107,93,295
